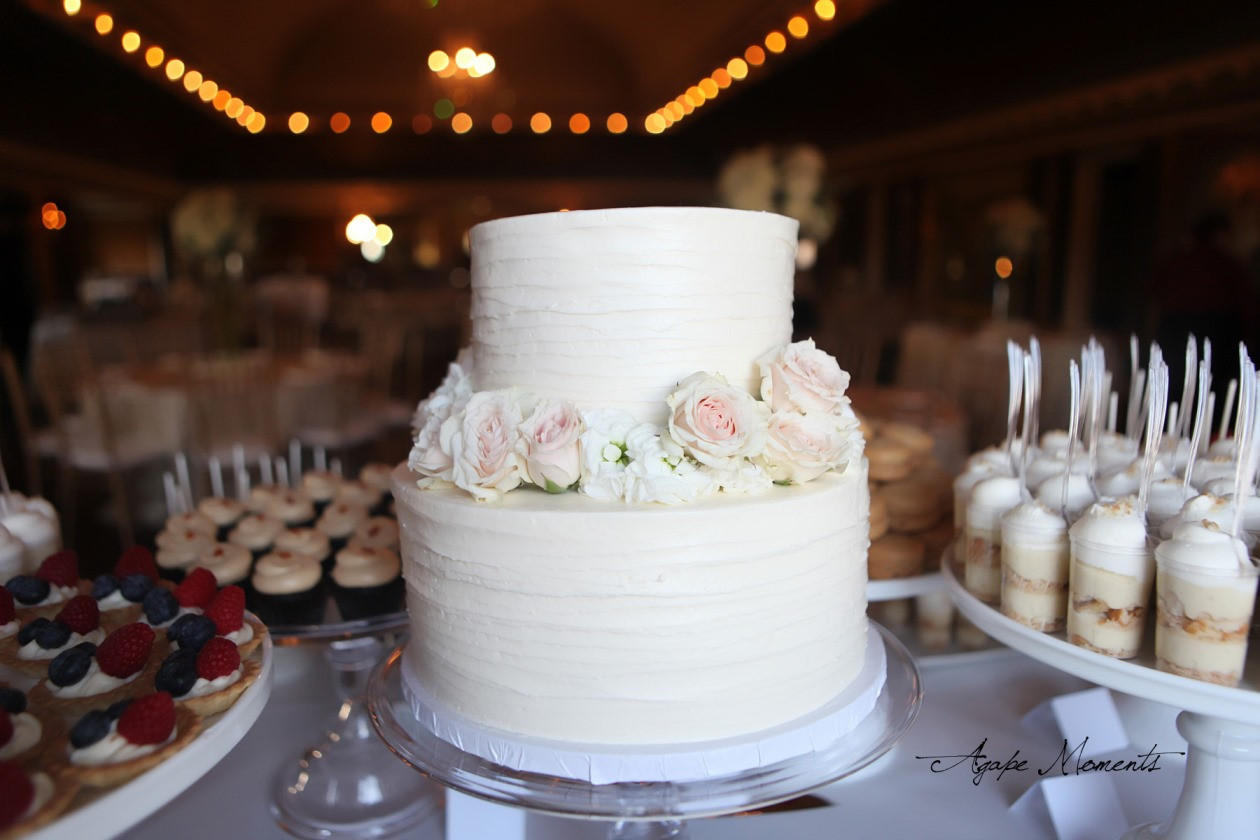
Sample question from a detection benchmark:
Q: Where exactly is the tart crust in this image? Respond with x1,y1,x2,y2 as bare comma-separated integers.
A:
28,660,158,718
174,658,261,716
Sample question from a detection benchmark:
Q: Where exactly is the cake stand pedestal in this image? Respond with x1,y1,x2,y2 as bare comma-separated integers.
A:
364,623,922,840
268,614,441,839
942,561,1260,840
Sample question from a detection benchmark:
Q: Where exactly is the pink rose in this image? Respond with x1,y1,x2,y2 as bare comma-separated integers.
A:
407,392,464,486
518,399,583,492
666,372,769,470
756,411,858,484
757,340,850,415
443,391,524,502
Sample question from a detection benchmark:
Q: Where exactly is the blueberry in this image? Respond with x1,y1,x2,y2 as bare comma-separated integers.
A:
155,649,198,697
0,687,27,715
17,617,50,646
34,620,72,650
118,573,154,603
48,645,94,687
69,710,112,749
6,575,50,606
142,587,179,625
91,574,120,600
73,641,97,656
105,698,131,720
167,613,216,652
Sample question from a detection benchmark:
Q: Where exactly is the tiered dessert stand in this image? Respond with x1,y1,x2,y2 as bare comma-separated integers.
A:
364,622,922,840
943,561,1260,839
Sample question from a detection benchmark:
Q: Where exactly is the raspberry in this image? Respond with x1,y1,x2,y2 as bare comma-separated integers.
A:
34,550,79,588
173,568,218,609
95,622,156,679
204,585,245,635
195,637,240,681
114,546,159,582
0,760,33,830
0,708,11,748
115,691,175,746
0,587,13,624
55,595,101,636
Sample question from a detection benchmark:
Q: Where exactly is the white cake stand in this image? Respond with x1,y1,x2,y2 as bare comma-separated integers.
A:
942,561,1260,840
365,622,921,840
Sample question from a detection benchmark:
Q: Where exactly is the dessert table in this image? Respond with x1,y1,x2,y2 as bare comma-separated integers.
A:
121,642,1189,839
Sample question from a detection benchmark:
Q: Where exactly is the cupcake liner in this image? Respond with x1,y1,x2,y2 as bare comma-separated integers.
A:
330,577,404,621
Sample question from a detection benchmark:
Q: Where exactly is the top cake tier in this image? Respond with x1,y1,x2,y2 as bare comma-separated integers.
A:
469,207,798,425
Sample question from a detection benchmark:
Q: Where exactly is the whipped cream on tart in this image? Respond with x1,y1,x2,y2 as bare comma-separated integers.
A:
64,693,202,788
155,636,261,716
29,623,158,716
0,694,64,770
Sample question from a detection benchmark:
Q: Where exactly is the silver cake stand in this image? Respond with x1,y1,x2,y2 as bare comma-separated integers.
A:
365,622,922,839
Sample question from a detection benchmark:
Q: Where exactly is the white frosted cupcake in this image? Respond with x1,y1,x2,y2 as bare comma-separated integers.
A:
299,471,341,515
273,527,333,570
227,514,286,562
329,545,402,620
246,484,287,515
195,497,247,541
249,551,325,626
1067,496,1154,659
348,517,399,553
316,502,371,555
332,480,381,513
161,511,216,539
154,529,217,580
193,543,253,588
358,463,395,498
263,490,316,529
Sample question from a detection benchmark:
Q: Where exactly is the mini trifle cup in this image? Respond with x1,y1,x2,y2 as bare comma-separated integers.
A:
1067,496,1155,659
951,459,1006,565
964,475,1022,603
1154,521,1259,686
1000,499,1070,632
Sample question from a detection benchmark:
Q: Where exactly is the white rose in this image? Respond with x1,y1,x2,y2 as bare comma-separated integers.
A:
666,373,769,470
410,356,473,439
703,460,774,495
518,399,583,493
577,409,639,501
756,410,860,484
757,340,850,415
407,390,468,487
623,426,717,505
443,391,524,502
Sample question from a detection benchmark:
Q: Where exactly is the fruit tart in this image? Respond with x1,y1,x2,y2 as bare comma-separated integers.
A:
4,550,89,621
29,622,158,716
0,595,106,676
90,546,166,629
155,637,260,716
0,687,63,768
0,760,79,840
63,691,201,788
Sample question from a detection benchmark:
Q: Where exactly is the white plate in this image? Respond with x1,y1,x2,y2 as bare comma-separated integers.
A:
26,630,274,840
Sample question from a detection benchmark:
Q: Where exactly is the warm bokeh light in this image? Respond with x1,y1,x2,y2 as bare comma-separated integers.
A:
471,53,495,76
530,112,552,133
451,112,473,133
94,14,113,35
427,50,450,72
727,57,749,80
288,112,310,134
699,78,719,99
165,59,184,80
63,0,81,16
644,113,666,134
246,112,265,133
225,98,243,119
41,202,65,231
491,113,512,134
41,201,56,214
412,113,433,134
666,101,684,120
765,31,787,53
346,214,376,244
568,113,590,134
198,80,218,102
745,45,765,65
145,46,164,68
686,86,705,106
236,105,254,126
360,240,385,263
212,90,231,111
371,112,392,133
373,224,394,246
658,108,675,127
437,62,457,79
183,70,202,91
814,0,836,21
676,95,694,115
606,112,628,133
121,31,141,53
454,47,476,69
330,112,350,133
995,257,1014,279
712,68,732,88
787,16,809,38
434,98,454,119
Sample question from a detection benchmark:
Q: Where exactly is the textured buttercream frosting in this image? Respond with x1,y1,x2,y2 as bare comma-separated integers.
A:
469,207,797,425
394,462,869,746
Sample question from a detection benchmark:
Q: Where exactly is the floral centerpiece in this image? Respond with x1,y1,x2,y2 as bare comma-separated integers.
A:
169,189,259,349
407,341,864,504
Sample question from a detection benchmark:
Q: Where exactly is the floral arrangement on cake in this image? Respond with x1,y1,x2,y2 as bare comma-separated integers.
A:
407,341,864,504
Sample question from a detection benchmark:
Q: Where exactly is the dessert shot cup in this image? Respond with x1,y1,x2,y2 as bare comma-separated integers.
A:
952,461,1005,566
1000,500,1070,632
1067,498,1155,659
1154,523,1258,686
964,475,1022,604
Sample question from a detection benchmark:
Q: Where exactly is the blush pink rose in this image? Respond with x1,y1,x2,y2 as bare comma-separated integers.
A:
757,340,850,415
756,411,858,484
443,391,524,502
666,372,769,470
518,399,583,492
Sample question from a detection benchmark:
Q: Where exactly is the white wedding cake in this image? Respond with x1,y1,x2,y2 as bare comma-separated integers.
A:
394,207,871,752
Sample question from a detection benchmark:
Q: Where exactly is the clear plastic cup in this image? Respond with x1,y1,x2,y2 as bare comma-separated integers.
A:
964,476,1021,604
1066,534,1155,659
1154,545,1259,686
1000,503,1069,632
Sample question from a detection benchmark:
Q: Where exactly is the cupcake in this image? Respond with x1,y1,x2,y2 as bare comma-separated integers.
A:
358,463,396,514
246,484,287,515
348,516,399,553
249,551,325,626
193,543,253,588
227,513,285,562
299,470,341,516
160,510,216,539
195,496,248,541
273,527,332,570
155,527,217,581
333,480,382,513
263,490,317,529
316,502,370,556
329,545,403,620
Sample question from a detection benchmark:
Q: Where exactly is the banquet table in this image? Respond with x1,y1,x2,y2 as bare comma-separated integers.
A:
122,642,1189,840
